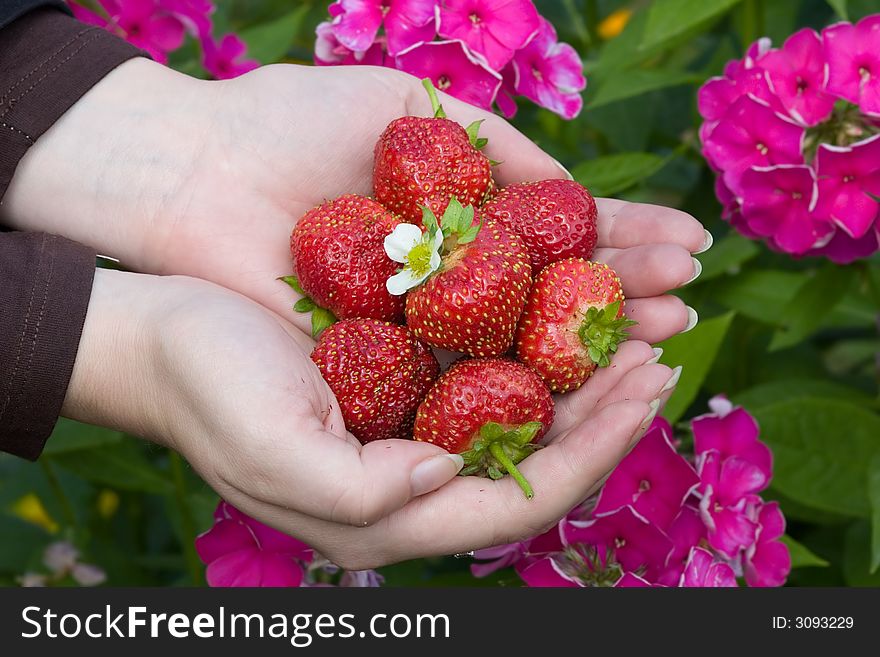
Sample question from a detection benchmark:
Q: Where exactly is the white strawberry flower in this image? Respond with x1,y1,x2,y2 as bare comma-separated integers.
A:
384,223,444,295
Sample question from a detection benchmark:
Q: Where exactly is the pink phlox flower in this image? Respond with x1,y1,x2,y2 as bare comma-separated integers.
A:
743,501,791,587
436,0,540,71
315,21,387,65
655,505,708,586
595,420,700,532
395,40,502,110
761,28,835,125
330,0,437,56
196,501,313,587
702,94,805,196
813,133,880,239
823,15,880,116
679,547,738,587
562,506,673,582
509,16,586,119
201,33,260,79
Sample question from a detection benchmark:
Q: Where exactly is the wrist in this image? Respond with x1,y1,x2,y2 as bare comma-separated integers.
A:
62,268,170,444
0,58,212,272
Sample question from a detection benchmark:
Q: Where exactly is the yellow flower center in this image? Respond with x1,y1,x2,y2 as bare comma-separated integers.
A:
407,241,434,277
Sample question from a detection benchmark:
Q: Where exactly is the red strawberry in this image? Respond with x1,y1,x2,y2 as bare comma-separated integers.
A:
515,258,637,393
414,358,554,498
311,319,440,443
403,200,531,357
481,179,599,273
287,194,406,336
373,79,493,224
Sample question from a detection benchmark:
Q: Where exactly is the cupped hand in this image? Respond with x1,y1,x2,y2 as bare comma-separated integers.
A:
2,59,707,343
66,270,678,569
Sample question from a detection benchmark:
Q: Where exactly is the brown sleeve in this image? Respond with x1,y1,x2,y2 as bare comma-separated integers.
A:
0,233,95,460
0,8,144,459
0,7,146,199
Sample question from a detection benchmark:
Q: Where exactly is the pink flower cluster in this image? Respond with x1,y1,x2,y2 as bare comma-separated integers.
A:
472,397,791,587
195,501,383,587
314,0,587,119
699,16,880,263
67,0,259,79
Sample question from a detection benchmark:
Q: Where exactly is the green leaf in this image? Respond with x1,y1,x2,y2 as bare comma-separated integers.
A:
588,68,701,109
781,535,829,569
869,454,880,573
658,311,734,423
642,0,743,50
465,120,487,149
571,152,670,197
752,398,880,518
768,264,856,351
826,0,848,20
824,339,880,376
733,378,875,411
278,275,304,295
311,307,337,338
843,520,880,586
48,442,173,495
238,5,310,64
42,419,124,455
293,298,316,313
711,269,874,328
694,233,759,282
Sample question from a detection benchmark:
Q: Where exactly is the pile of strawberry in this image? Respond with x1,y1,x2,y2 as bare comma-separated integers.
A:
283,81,635,499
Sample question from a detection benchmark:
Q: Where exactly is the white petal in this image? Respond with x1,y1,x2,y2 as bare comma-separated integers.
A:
428,250,442,273
430,228,445,251
384,223,423,263
386,268,424,295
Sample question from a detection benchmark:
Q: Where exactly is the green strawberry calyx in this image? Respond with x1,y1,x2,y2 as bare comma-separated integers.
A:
278,274,337,338
577,300,638,368
421,78,488,151
459,421,543,499
421,197,482,256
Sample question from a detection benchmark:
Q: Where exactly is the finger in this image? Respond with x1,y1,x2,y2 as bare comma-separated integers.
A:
595,198,706,252
593,244,700,297
406,83,567,186
592,363,677,413
213,412,463,528
375,399,653,564
547,340,657,440
624,296,695,343
216,399,656,570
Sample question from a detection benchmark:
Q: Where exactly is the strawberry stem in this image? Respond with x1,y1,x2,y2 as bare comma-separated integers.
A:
421,78,447,119
488,443,534,499
577,300,638,368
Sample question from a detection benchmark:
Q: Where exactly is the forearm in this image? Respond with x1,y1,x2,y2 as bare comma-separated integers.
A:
1,57,210,271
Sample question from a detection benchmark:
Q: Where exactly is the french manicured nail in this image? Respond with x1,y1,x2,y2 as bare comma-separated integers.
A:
661,365,682,394
647,347,663,364
631,399,661,446
684,258,702,285
552,157,574,181
683,306,699,333
411,454,464,496
694,229,713,254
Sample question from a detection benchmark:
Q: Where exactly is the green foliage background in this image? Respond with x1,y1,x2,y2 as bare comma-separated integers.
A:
2,0,879,587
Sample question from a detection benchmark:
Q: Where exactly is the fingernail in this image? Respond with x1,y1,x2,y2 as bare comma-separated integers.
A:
684,258,702,285
682,306,699,333
661,365,682,394
411,453,464,496
647,347,663,364
694,229,713,254
551,157,574,181
631,399,661,447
